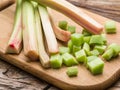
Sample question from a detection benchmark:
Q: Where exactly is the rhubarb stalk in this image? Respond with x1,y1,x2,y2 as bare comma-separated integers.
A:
22,0,39,61
38,5,58,54
34,4,50,68
5,0,22,54
33,0,103,34
48,9,71,42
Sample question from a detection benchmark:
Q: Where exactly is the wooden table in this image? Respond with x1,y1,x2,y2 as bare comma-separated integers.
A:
0,0,120,90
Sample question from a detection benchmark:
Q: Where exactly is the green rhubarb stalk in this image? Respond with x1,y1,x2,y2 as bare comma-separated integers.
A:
31,1,38,7
22,0,39,61
38,5,58,54
5,0,22,54
33,0,103,34
34,4,50,68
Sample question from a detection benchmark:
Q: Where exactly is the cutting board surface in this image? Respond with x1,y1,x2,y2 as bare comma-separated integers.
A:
0,4,120,90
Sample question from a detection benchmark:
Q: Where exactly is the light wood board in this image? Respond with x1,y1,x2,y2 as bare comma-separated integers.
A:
0,4,120,90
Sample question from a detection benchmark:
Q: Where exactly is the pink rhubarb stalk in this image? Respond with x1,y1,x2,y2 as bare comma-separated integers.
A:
33,0,103,34
5,0,22,54
38,5,59,54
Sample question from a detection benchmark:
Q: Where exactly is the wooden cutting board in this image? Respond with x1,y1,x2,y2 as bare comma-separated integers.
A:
0,4,120,90
0,0,15,11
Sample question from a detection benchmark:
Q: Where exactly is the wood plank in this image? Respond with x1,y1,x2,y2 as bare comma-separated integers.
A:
0,3,120,90
0,0,15,11
67,0,120,22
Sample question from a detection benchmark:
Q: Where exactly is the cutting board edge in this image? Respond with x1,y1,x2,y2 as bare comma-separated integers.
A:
0,49,120,90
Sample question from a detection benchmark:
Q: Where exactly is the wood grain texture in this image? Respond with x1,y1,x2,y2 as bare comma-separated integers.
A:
0,61,48,90
67,0,120,22
0,3,120,90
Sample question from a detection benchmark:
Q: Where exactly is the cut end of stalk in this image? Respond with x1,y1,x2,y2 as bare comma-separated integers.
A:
48,10,71,42
10,44,15,48
95,26,103,34
26,50,39,61
5,43,22,54
6,28,23,54
5,0,22,54
22,1,39,61
34,4,51,68
42,62,50,68
40,56,50,68
53,26,71,42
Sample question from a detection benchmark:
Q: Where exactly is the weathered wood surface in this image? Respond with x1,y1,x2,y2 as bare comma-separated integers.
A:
0,0,120,90
68,0,120,22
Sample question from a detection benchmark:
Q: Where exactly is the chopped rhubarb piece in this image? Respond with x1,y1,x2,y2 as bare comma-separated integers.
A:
66,66,78,77
67,25,76,34
72,45,81,55
50,54,62,69
108,43,120,57
83,43,90,53
90,35,104,45
62,53,78,67
89,49,100,56
71,33,84,46
75,49,87,63
83,36,91,44
88,58,104,75
105,21,116,34
94,45,106,55
102,48,114,61
58,20,68,30
68,40,73,53
59,46,70,55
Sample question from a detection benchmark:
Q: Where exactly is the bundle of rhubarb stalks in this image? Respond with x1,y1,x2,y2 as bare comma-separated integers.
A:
5,0,120,76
